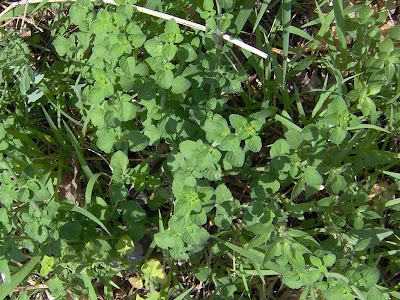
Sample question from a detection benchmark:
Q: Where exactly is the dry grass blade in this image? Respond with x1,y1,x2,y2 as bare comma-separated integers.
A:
0,0,268,59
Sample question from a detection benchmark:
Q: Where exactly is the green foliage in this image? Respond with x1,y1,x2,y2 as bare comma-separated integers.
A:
1,0,400,299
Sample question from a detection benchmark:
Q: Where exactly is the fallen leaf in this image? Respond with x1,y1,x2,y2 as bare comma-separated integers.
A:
58,153,80,205
369,181,394,204
128,277,143,289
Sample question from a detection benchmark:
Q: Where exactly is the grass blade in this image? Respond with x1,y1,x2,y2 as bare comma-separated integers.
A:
175,286,195,300
0,257,41,299
288,25,316,42
29,0,50,15
39,83,83,127
235,0,253,33
312,83,336,118
281,0,292,82
85,172,106,208
213,237,263,263
60,202,111,235
63,120,94,180
253,0,272,34
275,114,302,132
332,0,348,65
81,269,97,300
383,171,400,180
0,260,11,284
347,124,392,135
42,106,66,147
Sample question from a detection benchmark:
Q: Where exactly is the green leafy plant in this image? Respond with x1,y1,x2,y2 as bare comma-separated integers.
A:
1,0,400,299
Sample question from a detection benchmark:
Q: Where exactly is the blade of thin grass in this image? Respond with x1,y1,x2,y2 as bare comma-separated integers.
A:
383,171,400,180
262,32,283,82
175,286,195,300
60,202,111,235
63,120,94,180
0,260,11,284
214,237,266,284
253,0,272,34
274,114,302,132
39,83,83,127
238,269,279,276
41,106,66,146
239,264,250,297
0,257,41,299
281,0,292,83
347,124,392,135
213,237,263,264
312,82,336,118
332,0,348,65
287,56,314,80
29,0,50,15
235,0,253,33
288,25,316,42
85,173,106,208
294,86,305,116
81,269,97,300
315,0,333,38
6,129,41,154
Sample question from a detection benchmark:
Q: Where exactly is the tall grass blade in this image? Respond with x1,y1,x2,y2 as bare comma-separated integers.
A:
63,120,94,180
60,202,111,235
0,257,41,299
253,0,272,34
281,0,292,83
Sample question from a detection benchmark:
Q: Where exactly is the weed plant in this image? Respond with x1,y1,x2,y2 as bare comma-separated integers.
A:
0,0,400,299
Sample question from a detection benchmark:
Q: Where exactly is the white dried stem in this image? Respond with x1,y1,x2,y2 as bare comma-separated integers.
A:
0,0,268,59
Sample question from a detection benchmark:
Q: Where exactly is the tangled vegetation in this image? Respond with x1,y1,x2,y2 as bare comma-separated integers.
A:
0,0,400,299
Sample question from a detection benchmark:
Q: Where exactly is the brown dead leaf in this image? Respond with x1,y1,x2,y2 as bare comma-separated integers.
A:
58,153,80,205
380,22,395,39
369,182,395,204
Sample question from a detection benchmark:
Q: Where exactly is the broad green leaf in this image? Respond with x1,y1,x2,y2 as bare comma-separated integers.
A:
142,259,164,278
162,44,178,61
111,151,129,174
270,139,290,157
229,114,247,132
40,255,55,277
329,126,347,145
219,134,240,151
89,107,106,128
116,235,135,256
225,148,245,167
155,69,174,89
303,166,323,186
171,76,191,94
389,25,400,40
127,131,150,152
204,115,230,144
245,136,262,152
379,37,394,53
96,129,117,153
217,0,233,9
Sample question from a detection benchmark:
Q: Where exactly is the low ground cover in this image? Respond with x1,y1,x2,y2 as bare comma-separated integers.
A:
0,0,400,299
